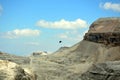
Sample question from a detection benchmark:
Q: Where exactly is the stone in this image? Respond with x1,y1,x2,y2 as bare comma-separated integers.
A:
0,60,36,80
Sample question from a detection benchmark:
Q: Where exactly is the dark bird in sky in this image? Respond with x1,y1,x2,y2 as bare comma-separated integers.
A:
59,41,62,43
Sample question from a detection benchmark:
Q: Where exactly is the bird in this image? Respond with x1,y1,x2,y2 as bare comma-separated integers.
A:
59,41,62,43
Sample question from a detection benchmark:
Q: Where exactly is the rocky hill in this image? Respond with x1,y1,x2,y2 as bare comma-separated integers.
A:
29,17,120,80
0,17,120,80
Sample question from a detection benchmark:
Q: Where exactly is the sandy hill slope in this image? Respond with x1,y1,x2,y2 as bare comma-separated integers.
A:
41,40,120,64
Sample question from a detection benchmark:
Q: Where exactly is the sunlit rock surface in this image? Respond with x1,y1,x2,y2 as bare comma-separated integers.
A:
0,60,36,80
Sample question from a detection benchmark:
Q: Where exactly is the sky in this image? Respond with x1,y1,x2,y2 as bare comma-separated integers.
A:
0,0,120,56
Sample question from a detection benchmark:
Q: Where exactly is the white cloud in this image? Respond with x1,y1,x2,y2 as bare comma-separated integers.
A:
1,29,40,39
100,2,120,12
0,5,3,16
36,19,88,29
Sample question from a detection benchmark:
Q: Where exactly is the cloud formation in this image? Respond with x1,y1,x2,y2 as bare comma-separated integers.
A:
0,5,3,15
36,19,88,29
100,2,120,12
1,29,40,39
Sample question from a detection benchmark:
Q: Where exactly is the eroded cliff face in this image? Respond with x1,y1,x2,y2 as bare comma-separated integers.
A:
84,17,120,46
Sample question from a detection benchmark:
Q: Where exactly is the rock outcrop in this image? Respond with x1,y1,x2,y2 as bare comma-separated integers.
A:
84,17,120,46
0,60,36,80
81,61,120,80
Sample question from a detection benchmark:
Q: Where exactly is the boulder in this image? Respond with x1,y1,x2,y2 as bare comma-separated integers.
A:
0,60,36,80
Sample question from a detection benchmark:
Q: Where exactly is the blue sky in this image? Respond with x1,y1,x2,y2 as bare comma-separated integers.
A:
0,0,120,56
